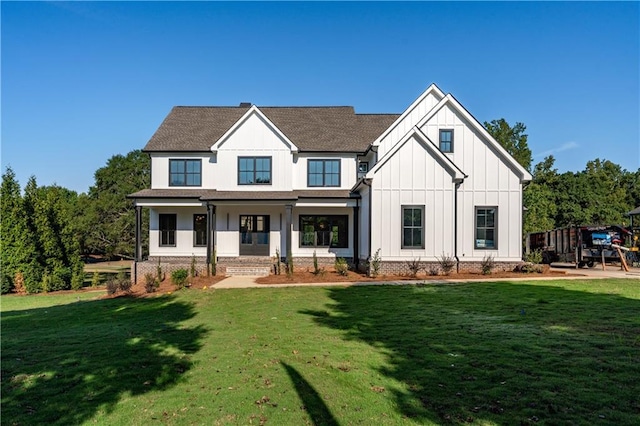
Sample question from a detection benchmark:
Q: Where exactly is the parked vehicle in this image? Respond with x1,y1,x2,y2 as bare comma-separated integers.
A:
526,225,631,267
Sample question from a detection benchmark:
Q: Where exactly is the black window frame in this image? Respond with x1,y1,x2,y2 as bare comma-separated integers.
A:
238,156,272,185
299,215,348,248
401,205,425,249
193,214,207,247
307,159,341,187
169,159,202,187
358,161,369,173
159,214,177,247
439,129,454,153
475,206,498,249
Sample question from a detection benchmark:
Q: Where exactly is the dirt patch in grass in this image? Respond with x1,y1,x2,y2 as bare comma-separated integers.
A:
256,266,574,285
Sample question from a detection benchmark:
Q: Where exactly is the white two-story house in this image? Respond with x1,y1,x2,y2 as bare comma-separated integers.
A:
129,84,532,277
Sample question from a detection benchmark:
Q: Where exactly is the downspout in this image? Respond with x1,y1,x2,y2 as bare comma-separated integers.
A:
353,198,359,269
454,180,463,273
362,179,373,262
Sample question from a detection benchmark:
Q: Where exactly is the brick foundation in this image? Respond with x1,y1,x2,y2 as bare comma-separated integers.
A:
132,256,520,282
132,256,355,282
373,260,522,276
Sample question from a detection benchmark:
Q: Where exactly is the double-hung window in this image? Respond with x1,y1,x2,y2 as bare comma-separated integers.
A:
439,129,453,153
238,157,271,185
402,206,425,249
193,214,207,247
169,159,201,186
299,215,348,248
475,207,497,249
308,159,340,187
159,214,176,247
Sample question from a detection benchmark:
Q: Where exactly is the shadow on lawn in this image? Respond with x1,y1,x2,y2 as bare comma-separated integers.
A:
282,362,339,426
1,295,207,425
303,281,640,425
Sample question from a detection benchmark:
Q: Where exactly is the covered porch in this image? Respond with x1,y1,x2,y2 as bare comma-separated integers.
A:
128,189,362,277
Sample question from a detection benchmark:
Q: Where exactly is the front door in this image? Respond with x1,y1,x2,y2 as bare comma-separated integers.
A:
239,215,270,256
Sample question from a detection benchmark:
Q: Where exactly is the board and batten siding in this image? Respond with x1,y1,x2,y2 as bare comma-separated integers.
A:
216,112,293,191
292,153,359,190
214,205,284,257
418,103,523,261
150,153,214,189
375,90,443,160
149,206,207,257
358,184,371,261
370,134,456,260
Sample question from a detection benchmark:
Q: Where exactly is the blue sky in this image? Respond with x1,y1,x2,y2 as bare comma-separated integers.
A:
2,1,638,193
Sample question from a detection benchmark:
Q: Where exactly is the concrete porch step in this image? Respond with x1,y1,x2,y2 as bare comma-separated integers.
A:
225,266,271,277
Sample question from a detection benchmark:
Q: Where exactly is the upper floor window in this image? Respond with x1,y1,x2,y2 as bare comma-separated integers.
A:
159,214,176,247
308,159,340,187
475,207,497,249
238,157,271,185
169,159,201,186
402,206,424,249
439,129,453,153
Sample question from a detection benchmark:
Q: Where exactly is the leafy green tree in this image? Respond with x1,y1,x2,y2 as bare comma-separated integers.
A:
523,156,558,234
19,177,84,292
80,150,150,259
1,167,21,292
484,118,532,171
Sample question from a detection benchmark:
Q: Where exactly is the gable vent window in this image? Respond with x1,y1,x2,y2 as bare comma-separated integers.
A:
169,159,201,186
439,129,454,153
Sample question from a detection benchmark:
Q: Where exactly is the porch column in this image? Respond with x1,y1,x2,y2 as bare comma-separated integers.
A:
135,205,142,262
353,204,359,268
206,204,216,271
285,204,293,258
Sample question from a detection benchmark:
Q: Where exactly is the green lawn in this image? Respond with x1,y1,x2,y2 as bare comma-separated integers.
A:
2,279,639,425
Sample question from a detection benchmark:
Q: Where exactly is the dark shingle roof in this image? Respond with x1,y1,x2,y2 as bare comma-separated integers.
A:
127,189,357,201
143,106,399,153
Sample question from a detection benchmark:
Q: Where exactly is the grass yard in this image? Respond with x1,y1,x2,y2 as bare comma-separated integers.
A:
2,279,639,425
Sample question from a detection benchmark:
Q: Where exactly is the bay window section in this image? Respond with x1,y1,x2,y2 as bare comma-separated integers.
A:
300,215,348,248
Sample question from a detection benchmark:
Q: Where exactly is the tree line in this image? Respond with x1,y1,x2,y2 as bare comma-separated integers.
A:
1,122,638,293
1,150,149,293
484,119,640,235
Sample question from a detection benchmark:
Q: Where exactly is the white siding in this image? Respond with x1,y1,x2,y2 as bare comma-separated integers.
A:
214,205,285,257
370,135,456,261
359,185,370,260
376,91,443,159
419,104,523,261
216,112,293,191
293,153,358,190
151,153,214,189
149,207,208,257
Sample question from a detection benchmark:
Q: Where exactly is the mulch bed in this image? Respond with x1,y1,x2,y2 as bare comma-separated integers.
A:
255,267,574,285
